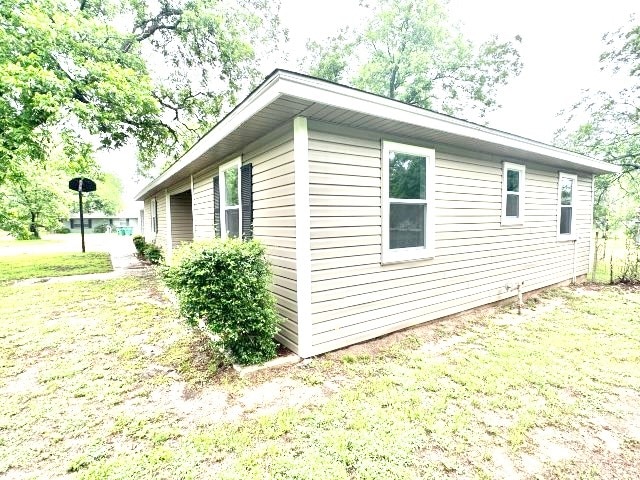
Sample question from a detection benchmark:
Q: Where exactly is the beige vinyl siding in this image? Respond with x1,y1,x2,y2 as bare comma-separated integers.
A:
143,195,167,247
308,121,593,356
244,130,298,352
192,166,216,240
169,190,193,248
143,199,153,243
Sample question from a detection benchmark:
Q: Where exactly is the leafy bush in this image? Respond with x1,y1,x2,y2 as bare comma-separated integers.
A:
163,239,280,365
15,228,35,240
93,224,109,233
142,243,163,264
132,235,146,254
53,227,71,234
618,228,640,283
131,235,163,264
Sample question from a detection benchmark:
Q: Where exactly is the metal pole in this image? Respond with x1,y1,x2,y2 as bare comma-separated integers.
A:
79,189,85,253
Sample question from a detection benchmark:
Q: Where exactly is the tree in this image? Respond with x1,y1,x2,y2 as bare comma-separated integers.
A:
0,0,285,184
303,0,522,119
0,161,69,239
69,173,124,216
555,18,640,232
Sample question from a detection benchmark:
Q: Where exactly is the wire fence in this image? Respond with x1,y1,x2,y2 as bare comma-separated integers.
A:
591,232,640,284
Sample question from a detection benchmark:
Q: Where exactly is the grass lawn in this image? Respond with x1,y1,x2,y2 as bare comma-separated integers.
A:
0,237,61,248
0,252,112,281
0,275,639,479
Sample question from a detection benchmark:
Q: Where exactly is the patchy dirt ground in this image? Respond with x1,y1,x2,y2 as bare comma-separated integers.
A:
1,273,639,478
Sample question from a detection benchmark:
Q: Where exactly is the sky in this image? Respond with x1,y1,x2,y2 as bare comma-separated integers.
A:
279,0,637,141
108,0,637,206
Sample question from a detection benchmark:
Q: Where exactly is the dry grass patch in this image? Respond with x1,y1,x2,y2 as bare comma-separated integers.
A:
0,277,639,479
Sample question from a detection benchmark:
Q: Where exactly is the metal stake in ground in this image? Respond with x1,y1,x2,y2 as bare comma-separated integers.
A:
68,177,97,253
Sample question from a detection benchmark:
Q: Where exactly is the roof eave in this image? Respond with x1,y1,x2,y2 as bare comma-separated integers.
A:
136,70,620,201
274,71,620,176
134,70,286,200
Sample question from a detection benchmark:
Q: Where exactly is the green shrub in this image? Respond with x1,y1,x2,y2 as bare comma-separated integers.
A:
15,228,35,240
131,235,163,264
618,235,640,284
53,227,71,234
132,235,146,254
142,243,164,264
93,224,109,233
163,239,280,365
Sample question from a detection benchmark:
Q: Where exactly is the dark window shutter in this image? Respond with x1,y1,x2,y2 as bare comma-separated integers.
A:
213,175,221,238
240,163,253,240
153,198,158,233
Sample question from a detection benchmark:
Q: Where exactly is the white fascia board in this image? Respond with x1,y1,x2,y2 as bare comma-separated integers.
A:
135,74,285,200
276,72,620,175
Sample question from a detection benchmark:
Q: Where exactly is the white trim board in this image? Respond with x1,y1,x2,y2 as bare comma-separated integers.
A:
218,157,242,240
501,162,526,226
293,116,312,358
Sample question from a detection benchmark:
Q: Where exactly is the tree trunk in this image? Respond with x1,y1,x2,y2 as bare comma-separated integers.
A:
389,65,398,99
30,212,39,239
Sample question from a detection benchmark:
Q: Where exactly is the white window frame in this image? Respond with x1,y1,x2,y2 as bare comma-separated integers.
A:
557,172,578,241
382,140,435,264
501,162,526,226
219,157,242,239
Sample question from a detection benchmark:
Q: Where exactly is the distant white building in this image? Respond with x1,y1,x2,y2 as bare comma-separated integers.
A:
64,211,139,233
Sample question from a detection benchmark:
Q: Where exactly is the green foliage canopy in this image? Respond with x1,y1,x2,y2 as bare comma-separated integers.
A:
555,18,640,232
0,0,285,183
70,173,124,216
0,160,69,239
304,0,522,118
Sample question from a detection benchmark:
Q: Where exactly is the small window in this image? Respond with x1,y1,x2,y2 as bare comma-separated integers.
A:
382,141,435,263
219,158,241,239
72,218,91,228
501,162,525,225
558,172,577,239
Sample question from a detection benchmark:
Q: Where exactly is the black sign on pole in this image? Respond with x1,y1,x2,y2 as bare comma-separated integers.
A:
69,177,97,253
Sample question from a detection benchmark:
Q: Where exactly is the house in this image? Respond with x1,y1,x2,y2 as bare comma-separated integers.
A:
64,211,139,233
135,69,619,358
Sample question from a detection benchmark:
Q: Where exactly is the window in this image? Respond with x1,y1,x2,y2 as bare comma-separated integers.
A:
558,172,577,239
382,141,435,263
71,218,91,228
219,158,241,239
501,162,525,225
